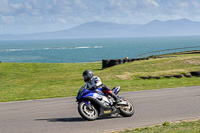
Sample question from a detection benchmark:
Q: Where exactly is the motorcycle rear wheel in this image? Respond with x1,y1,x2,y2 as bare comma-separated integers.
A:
119,98,134,117
78,101,98,121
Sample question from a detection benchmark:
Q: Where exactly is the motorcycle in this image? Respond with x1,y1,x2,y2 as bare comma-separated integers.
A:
76,86,134,121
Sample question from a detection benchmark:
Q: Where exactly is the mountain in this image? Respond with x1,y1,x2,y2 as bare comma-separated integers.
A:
135,18,200,36
0,18,200,40
51,21,142,38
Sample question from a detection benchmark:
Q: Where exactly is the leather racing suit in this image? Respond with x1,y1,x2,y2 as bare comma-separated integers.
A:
85,76,119,103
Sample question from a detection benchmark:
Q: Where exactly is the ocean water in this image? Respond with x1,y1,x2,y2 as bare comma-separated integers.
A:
0,36,200,63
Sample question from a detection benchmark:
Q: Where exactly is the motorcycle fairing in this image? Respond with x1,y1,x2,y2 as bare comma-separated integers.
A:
112,86,121,95
76,87,105,102
85,96,119,116
76,86,120,116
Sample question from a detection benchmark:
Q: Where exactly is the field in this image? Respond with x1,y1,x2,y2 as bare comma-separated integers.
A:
0,53,200,102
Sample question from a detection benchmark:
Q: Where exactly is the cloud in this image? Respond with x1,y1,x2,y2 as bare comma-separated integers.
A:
0,0,200,34
0,0,198,24
0,0,14,14
146,0,159,7
0,15,15,24
10,3,23,9
0,0,160,25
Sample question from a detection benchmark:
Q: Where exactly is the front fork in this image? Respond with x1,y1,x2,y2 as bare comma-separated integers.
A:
84,100,93,110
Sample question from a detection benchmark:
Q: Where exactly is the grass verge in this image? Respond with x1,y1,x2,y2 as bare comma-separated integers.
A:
115,119,200,133
0,53,200,102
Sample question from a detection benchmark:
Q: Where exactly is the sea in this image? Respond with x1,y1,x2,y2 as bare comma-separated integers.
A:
0,36,200,63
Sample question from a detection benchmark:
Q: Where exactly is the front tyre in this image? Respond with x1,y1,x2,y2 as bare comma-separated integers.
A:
119,98,134,117
78,101,98,121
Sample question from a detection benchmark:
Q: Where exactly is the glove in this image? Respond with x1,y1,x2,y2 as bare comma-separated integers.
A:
91,85,98,90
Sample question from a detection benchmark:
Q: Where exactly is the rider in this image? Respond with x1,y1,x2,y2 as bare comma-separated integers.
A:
82,70,120,105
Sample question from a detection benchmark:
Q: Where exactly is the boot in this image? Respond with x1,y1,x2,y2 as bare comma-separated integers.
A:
109,92,121,105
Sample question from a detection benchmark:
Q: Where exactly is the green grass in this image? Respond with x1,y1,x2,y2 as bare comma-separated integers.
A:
0,53,200,102
117,119,200,133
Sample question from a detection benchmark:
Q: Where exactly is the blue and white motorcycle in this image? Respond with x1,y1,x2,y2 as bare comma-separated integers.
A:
76,86,134,121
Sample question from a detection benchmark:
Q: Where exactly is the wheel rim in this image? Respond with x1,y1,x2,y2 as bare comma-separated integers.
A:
120,99,134,113
81,103,97,118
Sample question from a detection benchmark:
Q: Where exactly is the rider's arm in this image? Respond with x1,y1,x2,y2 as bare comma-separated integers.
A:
92,76,102,89
85,83,89,89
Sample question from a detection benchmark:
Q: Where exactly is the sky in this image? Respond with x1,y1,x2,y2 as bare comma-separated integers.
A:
0,0,200,35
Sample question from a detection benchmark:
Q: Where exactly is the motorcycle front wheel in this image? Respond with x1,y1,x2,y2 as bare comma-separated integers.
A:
78,101,98,121
119,98,134,117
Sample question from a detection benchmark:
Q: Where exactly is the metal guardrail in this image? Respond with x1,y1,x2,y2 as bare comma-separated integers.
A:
137,46,200,58
102,46,200,69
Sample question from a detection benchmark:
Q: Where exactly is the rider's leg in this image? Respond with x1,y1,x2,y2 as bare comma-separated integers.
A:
101,84,120,104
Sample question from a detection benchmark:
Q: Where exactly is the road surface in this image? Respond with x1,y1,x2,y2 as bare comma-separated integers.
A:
0,86,200,133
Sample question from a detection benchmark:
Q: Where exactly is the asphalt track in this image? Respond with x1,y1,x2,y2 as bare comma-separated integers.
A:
0,86,200,133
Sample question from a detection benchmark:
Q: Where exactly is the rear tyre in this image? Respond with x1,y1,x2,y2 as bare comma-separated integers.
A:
78,101,98,121
119,98,134,117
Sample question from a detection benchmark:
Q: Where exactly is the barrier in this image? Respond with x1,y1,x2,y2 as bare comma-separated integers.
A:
102,59,110,69
110,59,119,67
102,57,149,69
137,46,200,58
102,46,200,69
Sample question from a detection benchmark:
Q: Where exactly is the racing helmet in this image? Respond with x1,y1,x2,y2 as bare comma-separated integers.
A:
82,70,93,82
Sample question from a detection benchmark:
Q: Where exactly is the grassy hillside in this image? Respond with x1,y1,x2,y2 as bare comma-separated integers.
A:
0,53,200,102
